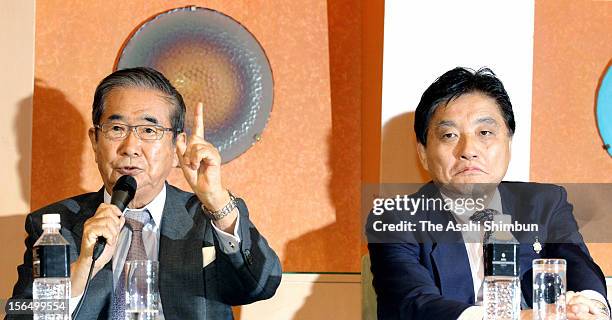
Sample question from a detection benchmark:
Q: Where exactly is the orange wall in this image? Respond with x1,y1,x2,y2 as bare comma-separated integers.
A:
32,0,361,272
531,0,612,274
361,0,384,185
360,0,384,256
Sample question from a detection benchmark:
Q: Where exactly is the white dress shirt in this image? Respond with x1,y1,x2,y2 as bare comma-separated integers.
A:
440,190,610,320
69,185,241,318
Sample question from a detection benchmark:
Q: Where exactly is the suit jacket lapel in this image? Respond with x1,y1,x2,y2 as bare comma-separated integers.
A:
499,183,542,307
499,183,540,276
158,185,207,319
71,188,104,251
159,186,194,241
499,183,537,240
431,243,475,304
421,183,475,304
60,188,112,319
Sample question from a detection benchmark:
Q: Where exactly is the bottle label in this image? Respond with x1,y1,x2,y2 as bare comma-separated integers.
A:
32,245,70,278
484,243,519,277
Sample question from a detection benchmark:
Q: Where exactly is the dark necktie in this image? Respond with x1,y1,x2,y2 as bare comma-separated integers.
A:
469,208,501,243
110,209,151,320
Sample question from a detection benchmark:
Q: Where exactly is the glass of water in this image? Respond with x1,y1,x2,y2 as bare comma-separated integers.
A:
125,260,160,320
532,259,567,320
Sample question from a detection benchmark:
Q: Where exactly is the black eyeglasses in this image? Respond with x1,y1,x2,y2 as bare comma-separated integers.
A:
95,123,180,141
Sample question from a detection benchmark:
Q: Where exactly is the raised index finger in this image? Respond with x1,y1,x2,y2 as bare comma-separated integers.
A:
193,102,205,138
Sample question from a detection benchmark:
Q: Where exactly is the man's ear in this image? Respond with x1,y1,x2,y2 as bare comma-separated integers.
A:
88,127,99,163
416,143,429,171
508,135,512,158
173,132,187,168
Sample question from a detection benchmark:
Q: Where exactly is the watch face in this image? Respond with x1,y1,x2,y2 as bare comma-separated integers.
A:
116,6,274,163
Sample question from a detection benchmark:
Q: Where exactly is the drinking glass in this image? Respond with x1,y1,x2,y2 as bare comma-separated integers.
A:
532,259,566,320
124,260,160,320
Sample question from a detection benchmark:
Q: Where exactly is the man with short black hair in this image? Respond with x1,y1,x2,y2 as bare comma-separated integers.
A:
368,67,609,320
9,67,281,320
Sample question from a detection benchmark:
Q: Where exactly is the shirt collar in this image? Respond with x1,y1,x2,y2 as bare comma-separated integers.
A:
441,187,503,223
103,184,166,227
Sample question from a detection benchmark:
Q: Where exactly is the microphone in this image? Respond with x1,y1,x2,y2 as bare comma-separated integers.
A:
92,175,137,261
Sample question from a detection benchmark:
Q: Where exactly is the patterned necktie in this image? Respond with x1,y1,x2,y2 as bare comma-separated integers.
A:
469,208,501,243
110,209,151,320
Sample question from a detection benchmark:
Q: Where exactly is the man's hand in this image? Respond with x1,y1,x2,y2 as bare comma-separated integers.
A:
566,291,608,320
71,203,124,297
176,102,237,231
520,309,533,319
521,291,609,320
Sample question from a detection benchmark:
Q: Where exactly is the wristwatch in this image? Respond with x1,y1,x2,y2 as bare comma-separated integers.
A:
201,191,237,220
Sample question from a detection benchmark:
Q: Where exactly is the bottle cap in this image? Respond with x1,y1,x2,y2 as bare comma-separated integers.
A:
42,213,61,225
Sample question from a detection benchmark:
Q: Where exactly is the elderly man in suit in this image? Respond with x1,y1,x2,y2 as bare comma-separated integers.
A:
9,67,281,319
367,67,609,320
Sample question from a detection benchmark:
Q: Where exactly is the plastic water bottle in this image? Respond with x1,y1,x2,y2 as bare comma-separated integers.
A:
483,215,521,320
33,213,71,320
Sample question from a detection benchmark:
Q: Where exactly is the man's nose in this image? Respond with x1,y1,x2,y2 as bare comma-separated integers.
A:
457,135,479,160
118,128,142,157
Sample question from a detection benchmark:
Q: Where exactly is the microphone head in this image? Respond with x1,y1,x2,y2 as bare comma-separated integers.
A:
112,175,137,200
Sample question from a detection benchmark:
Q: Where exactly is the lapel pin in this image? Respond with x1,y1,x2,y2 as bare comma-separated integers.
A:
533,236,542,254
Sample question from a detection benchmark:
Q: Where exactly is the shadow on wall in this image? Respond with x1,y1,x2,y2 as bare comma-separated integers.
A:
282,132,361,320
280,0,361,273
31,79,87,210
1,82,87,298
380,112,430,183
273,0,362,318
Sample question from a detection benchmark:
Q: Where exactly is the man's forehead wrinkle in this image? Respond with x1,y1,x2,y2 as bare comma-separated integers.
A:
475,117,499,126
432,106,502,128
433,117,500,132
102,113,161,125
436,120,457,128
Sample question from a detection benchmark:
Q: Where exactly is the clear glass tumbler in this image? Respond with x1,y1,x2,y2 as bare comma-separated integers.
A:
124,260,160,320
532,259,567,320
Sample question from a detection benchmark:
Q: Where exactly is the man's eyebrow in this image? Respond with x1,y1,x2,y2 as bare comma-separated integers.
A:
107,114,124,121
142,115,159,125
435,120,456,128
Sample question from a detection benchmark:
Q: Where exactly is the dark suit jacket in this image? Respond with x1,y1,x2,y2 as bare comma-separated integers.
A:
8,184,282,320
368,182,608,320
